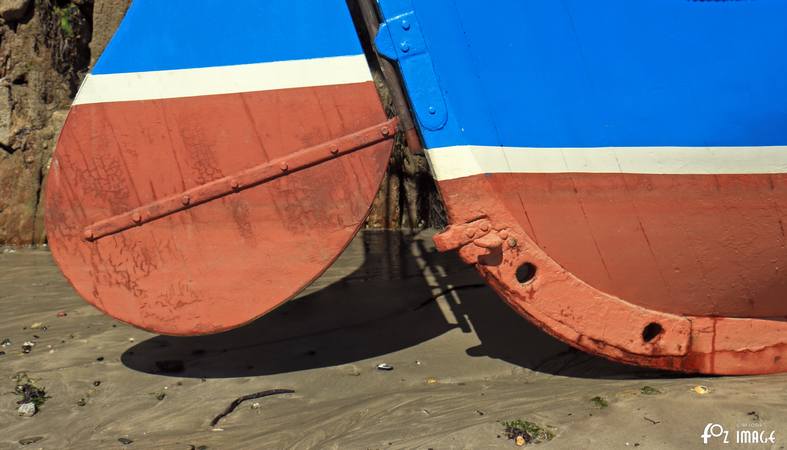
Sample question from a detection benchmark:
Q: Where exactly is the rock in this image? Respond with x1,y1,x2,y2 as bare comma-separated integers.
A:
0,0,31,22
1,338,10,347
17,401,36,417
30,322,43,329
693,385,710,395
376,363,394,371
0,0,95,245
18,436,43,445
0,84,10,146
21,341,34,353
89,0,132,66
118,437,133,445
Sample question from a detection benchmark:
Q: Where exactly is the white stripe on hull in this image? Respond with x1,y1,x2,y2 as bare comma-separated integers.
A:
73,55,372,105
425,145,787,180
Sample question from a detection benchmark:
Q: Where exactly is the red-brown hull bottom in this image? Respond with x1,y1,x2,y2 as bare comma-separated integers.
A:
435,173,787,375
46,82,393,336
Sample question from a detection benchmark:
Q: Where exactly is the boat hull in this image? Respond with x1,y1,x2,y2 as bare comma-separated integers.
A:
45,0,395,335
435,174,787,375
376,0,787,373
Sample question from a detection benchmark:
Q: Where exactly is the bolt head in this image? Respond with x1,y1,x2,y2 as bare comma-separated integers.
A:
132,212,142,223
381,127,390,137
401,20,411,30
499,230,509,240
427,106,437,115
400,41,410,53
181,195,191,206
83,229,94,241
330,145,339,155
280,162,289,172
508,238,518,248
230,179,241,190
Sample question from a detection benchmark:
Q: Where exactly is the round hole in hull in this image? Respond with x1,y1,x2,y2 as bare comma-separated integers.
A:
516,262,537,284
642,322,663,342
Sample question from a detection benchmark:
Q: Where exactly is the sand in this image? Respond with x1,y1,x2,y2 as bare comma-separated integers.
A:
0,230,785,449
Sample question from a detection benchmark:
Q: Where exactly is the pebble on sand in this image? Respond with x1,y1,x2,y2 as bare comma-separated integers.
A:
18,436,43,446
376,363,394,371
693,385,710,395
17,402,36,417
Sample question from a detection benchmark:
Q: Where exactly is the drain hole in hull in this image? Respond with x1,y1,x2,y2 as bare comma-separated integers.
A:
642,322,663,342
516,262,537,284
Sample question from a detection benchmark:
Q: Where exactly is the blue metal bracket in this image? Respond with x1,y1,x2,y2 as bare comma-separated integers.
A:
374,0,448,131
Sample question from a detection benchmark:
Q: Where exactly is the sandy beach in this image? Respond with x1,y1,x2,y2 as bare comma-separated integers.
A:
0,230,785,449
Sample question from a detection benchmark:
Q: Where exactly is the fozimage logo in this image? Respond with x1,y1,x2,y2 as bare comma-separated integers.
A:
701,423,776,445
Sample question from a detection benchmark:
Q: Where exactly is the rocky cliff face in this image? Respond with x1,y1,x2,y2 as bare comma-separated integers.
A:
0,0,442,246
0,0,130,246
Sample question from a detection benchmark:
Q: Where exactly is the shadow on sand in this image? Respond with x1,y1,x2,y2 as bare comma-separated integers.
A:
122,231,680,380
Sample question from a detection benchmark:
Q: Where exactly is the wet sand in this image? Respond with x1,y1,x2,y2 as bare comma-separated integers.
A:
0,230,785,449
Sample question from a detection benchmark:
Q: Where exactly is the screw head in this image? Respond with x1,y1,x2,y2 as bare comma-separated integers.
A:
280,162,289,172
181,195,191,206
401,20,411,30
83,229,94,241
381,127,391,137
230,179,241,190
400,41,410,53
330,144,339,155
132,212,142,224
427,106,437,115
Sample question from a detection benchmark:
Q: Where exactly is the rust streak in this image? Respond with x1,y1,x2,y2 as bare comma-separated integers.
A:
157,101,188,192
239,93,271,162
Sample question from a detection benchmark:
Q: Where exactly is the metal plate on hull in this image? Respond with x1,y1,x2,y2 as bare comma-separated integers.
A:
45,0,394,335
377,0,787,373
